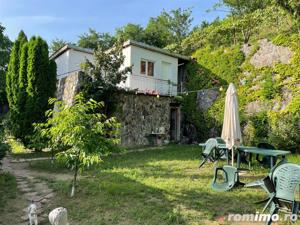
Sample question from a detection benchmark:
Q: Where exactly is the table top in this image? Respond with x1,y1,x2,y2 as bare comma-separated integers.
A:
237,147,290,156
199,143,290,156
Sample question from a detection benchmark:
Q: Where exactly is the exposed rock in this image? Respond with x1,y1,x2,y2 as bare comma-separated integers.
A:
250,39,293,68
245,100,269,115
241,44,253,58
196,89,219,111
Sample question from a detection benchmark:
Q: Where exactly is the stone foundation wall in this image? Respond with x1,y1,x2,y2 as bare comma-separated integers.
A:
116,93,171,147
56,75,172,147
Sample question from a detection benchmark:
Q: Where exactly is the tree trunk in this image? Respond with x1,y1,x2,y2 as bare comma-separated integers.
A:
70,155,79,197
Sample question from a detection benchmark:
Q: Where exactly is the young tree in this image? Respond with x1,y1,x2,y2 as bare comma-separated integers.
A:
78,28,115,50
36,94,120,197
0,24,12,106
80,41,131,115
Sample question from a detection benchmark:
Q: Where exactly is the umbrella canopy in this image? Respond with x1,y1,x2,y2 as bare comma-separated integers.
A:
221,83,242,166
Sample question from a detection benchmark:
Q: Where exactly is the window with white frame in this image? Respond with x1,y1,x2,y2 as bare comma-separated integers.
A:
140,59,154,76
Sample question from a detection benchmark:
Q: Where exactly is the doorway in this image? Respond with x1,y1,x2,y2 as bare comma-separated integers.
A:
170,107,180,141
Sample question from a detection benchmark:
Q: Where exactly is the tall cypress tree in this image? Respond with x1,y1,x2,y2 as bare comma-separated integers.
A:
15,43,29,137
6,30,27,134
25,36,56,140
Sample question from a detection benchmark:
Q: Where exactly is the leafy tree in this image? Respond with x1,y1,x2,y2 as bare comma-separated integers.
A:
219,0,271,15
144,12,173,48
78,28,115,50
0,24,12,106
115,23,145,42
36,94,120,197
276,0,300,18
80,41,132,115
50,38,68,54
166,8,193,44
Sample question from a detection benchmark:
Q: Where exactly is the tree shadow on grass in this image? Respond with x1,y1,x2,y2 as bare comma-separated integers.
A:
49,170,265,225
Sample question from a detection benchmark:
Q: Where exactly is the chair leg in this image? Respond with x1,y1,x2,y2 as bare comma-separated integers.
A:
265,203,278,225
199,158,208,168
291,201,299,223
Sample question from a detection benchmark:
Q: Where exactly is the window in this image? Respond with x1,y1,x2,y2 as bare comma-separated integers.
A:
140,59,154,76
148,61,154,76
140,60,146,74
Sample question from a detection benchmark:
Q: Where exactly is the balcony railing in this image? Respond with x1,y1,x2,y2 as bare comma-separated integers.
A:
122,74,178,96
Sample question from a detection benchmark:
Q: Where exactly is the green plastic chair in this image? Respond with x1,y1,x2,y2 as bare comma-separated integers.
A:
246,162,300,225
211,165,239,191
199,138,218,168
199,138,228,168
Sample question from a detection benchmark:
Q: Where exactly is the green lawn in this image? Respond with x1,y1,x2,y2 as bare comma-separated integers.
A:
28,145,285,225
0,172,17,209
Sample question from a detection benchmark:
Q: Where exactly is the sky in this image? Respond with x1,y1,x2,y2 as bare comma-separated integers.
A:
0,0,227,44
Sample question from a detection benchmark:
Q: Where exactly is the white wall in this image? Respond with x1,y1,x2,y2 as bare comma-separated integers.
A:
55,49,94,79
125,45,178,96
129,45,178,83
55,45,179,96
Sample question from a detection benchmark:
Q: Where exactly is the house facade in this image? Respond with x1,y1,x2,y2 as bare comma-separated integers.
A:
50,40,189,147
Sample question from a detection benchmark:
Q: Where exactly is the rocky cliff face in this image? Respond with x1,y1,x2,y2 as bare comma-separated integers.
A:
249,39,293,68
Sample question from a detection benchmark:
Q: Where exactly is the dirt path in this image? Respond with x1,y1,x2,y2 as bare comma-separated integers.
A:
1,154,72,225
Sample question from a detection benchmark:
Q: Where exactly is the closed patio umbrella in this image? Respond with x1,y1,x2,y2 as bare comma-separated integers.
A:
221,83,242,166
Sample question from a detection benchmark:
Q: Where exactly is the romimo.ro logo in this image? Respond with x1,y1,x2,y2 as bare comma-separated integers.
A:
228,213,298,222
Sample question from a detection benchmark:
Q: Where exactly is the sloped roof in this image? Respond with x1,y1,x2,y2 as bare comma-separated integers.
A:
50,40,190,61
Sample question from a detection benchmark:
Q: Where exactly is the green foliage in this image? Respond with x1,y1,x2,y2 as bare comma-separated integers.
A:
0,24,12,106
6,31,27,114
115,8,192,51
36,94,121,196
182,5,294,54
183,6,300,151
24,36,57,142
49,38,68,54
193,45,244,83
276,0,300,18
219,0,271,15
80,41,132,115
115,23,145,42
78,28,115,50
269,112,300,152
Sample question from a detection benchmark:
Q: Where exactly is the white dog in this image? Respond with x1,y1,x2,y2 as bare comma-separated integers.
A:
49,207,69,225
28,201,38,225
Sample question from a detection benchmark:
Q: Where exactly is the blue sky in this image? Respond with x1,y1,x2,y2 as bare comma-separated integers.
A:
0,0,227,44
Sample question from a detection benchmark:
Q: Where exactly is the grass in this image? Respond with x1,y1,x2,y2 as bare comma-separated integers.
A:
7,136,59,159
0,172,17,209
29,144,281,225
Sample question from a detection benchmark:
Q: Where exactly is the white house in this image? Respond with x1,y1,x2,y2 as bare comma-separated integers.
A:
50,40,189,146
50,40,189,97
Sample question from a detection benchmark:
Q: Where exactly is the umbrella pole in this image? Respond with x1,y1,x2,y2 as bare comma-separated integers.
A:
231,147,234,166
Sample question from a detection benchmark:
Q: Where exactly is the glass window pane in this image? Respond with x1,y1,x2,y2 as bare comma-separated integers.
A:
140,60,146,74
148,61,154,76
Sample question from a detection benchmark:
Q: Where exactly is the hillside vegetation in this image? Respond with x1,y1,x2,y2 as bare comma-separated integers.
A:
181,4,300,152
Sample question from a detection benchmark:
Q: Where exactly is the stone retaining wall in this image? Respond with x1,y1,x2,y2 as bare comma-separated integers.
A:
116,93,171,147
56,75,172,147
